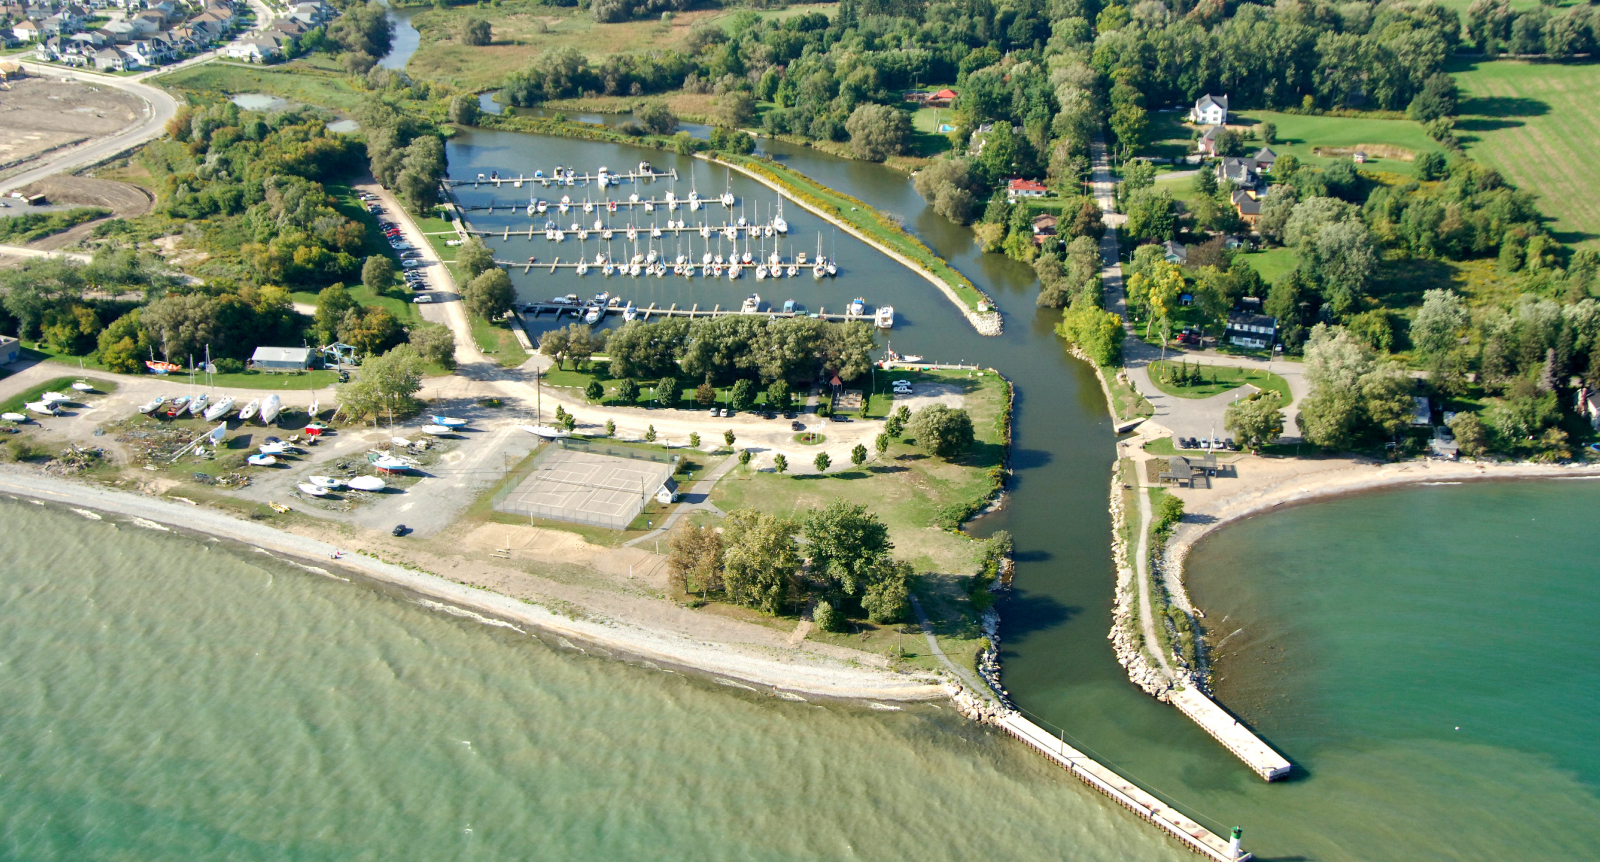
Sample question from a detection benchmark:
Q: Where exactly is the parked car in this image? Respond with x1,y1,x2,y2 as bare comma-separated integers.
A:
402,259,422,268
708,407,719,416
790,420,804,430
413,294,433,303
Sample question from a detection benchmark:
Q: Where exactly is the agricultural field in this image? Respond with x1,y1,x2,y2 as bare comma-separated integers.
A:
404,1,836,90
1452,58,1600,248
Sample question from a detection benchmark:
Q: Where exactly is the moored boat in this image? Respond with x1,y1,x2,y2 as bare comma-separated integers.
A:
875,305,895,329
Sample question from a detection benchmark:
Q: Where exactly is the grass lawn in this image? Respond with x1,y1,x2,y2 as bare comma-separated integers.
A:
20,345,341,390
1142,435,1179,457
1141,107,1442,170
907,104,955,158
1146,360,1293,405
470,316,530,367
1236,246,1297,285
1452,58,1600,247
0,376,118,415
154,60,365,113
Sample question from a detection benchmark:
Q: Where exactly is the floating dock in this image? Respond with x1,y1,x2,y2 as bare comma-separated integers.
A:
1166,688,1291,781
492,258,833,278
463,222,786,239
445,168,678,188
997,713,1248,861
458,197,747,214
521,300,871,323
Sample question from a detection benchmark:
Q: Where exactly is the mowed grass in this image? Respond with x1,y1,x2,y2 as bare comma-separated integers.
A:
406,2,835,89
1141,108,1442,169
1453,58,1600,247
1237,246,1297,285
154,60,365,113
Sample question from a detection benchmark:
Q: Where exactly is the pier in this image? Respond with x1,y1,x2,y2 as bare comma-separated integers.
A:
1166,688,1291,781
466,222,789,240
445,168,678,188
457,198,750,215
520,300,873,323
997,713,1247,861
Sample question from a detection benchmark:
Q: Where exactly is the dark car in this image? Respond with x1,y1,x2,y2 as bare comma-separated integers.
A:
392,524,409,537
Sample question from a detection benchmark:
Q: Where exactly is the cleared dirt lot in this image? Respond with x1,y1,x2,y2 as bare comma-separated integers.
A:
0,78,144,173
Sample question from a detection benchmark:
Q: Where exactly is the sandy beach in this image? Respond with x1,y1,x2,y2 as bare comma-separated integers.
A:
0,466,945,702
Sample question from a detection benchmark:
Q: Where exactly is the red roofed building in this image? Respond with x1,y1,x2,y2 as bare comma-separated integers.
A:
928,88,958,107
1007,178,1048,201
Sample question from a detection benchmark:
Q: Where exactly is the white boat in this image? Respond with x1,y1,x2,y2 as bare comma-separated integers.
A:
1,412,28,422
297,483,329,497
348,476,387,492
369,454,412,473
432,416,468,428
773,202,788,234
623,303,637,321
25,401,57,416
813,263,826,280
137,396,167,414
421,424,453,436
309,476,346,489
203,396,235,421
260,394,282,424
741,294,761,313
40,391,70,404
247,454,277,467
520,424,571,439
187,392,209,417
827,261,838,277
71,380,95,393
876,305,895,329
238,398,260,421
307,400,319,421
849,297,865,316
258,442,287,456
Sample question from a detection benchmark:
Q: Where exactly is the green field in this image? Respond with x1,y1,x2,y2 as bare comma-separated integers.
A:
1453,58,1600,247
1142,107,1443,170
154,60,364,112
1146,360,1293,405
1237,246,1297,285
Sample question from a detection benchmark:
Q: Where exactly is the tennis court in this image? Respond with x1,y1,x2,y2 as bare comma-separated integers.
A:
493,445,676,530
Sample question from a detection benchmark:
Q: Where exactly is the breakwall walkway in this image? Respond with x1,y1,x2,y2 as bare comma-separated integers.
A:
1168,688,1291,780
996,713,1247,861
699,154,1004,337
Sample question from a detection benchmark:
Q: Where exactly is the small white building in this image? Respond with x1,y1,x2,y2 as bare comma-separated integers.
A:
1190,94,1228,125
250,346,312,372
0,334,19,365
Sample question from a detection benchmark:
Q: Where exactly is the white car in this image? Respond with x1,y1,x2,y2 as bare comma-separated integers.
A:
402,259,422,268
413,294,433,303
892,380,912,387
893,387,913,395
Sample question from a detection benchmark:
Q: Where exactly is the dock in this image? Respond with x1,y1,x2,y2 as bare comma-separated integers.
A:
460,221,786,240
445,168,677,188
1166,688,1292,781
456,197,748,215
997,713,1247,861
521,300,873,323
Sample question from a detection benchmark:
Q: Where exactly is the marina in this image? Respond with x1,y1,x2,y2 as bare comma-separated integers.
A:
518,298,886,325
448,164,678,188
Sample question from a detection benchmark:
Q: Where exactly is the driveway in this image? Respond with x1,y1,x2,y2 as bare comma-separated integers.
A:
1122,338,1307,441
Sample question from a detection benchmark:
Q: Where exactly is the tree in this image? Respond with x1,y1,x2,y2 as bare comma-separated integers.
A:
851,443,867,466
458,238,496,279
1411,289,1470,357
874,433,889,455
912,158,981,225
1123,188,1177,242
773,453,788,473
730,378,757,411
585,380,604,402
1056,297,1125,366
738,448,752,465
604,418,616,436
313,283,360,346
645,424,657,442
1224,391,1285,451
464,268,514,320
812,599,840,632
861,559,911,623
906,404,975,460
96,309,151,374
448,94,481,126
667,524,723,595
845,103,911,162
721,509,799,614
804,500,891,597
1406,73,1457,122
637,101,677,135
689,431,701,448
617,378,639,404
695,379,716,406
461,17,492,46
711,90,755,128
362,255,395,295
559,409,577,433
814,451,830,472
1260,121,1277,144
336,343,427,423
408,322,456,370
766,379,792,411
724,429,736,446
656,375,681,407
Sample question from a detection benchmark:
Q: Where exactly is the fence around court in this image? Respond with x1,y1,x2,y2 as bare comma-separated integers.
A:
490,438,680,531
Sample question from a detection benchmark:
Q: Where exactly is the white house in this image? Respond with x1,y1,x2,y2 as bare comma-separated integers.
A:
12,19,38,41
1006,178,1048,201
1190,93,1228,126
92,45,129,70
129,11,166,36
101,18,134,41
224,34,282,62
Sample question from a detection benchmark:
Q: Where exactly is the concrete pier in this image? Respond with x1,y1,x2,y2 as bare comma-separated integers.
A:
1166,688,1291,781
997,714,1247,861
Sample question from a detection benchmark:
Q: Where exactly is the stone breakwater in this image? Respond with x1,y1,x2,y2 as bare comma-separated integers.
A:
1106,467,1177,699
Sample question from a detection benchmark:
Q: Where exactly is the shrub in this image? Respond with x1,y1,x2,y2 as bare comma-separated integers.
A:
812,599,840,632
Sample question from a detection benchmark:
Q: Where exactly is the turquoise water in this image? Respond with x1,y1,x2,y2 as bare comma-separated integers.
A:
1185,479,1600,859
0,499,1188,861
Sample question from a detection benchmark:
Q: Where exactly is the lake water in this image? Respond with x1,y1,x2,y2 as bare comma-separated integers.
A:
377,0,421,71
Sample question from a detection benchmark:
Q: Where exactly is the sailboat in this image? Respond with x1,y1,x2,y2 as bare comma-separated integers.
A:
260,394,282,425
188,391,210,418
721,169,735,207
138,395,167,414
773,200,788,234
203,396,235,421
238,398,259,421
71,380,95,393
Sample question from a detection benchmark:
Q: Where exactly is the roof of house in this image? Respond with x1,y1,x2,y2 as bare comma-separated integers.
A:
1162,239,1187,261
1032,213,1057,228
251,346,311,363
1008,178,1048,192
1253,146,1276,163
933,88,958,99
1227,310,1275,328
1231,189,1262,215
14,19,35,29
1196,93,1228,112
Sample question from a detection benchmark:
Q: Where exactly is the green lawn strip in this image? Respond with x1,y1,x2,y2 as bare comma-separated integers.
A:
20,344,341,390
0,376,118,415
1231,110,1444,168
469,316,529,366
713,154,994,315
537,362,897,417
1106,372,1154,421
1142,435,1178,457
1145,359,1293,406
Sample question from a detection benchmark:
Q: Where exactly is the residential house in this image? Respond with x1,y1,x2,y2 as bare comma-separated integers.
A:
146,0,177,19
1031,213,1057,245
92,44,129,70
1252,146,1276,171
1217,156,1262,188
223,33,282,62
1162,240,1187,264
1006,178,1048,201
1225,310,1276,349
129,10,166,36
69,28,105,47
1189,93,1228,125
39,13,78,36
187,13,226,39
286,0,331,26
1196,124,1224,157
163,27,200,52
101,18,133,40
1231,189,1263,226
59,3,86,27
1579,387,1599,430
125,35,170,65
268,16,307,36
12,18,37,40
927,87,958,107
202,2,236,29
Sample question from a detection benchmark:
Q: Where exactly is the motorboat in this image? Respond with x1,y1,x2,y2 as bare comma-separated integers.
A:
421,424,454,436
741,294,761,313
24,401,57,416
813,262,826,279
1,412,27,423
849,297,866,316
537,199,548,214
187,392,209,417
260,394,282,424
137,396,167,414
238,398,260,421
638,161,653,174
783,299,796,314
623,303,637,321
297,483,329,497
432,416,468,428
71,380,95,393
247,454,277,467
520,424,571,439
41,391,70,405
165,396,190,417
309,476,346,489
876,305,896,329
368,453,412,473
584,305,602,324
348,476,387,492
203,396,236,421
258,441,288,456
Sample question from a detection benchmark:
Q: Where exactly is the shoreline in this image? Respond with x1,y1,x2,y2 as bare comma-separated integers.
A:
0,467,946,703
